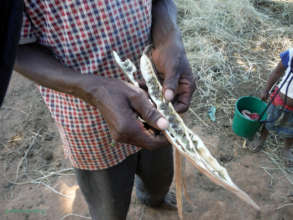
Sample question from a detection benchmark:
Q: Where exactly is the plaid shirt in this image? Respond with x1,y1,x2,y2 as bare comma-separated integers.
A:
20,0,152,170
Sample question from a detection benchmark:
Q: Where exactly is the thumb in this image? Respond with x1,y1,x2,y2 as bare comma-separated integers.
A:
163,67,180,102
130,91,169,130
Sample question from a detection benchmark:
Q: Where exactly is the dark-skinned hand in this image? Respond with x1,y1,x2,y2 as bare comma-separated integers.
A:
151,38,196,113
81,76,170,150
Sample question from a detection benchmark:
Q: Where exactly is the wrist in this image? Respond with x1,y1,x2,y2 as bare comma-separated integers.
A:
77,75,104,105
151,0,178,47
153,29,182,48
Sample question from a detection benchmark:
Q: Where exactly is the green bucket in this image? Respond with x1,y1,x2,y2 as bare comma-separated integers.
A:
232,96,267,139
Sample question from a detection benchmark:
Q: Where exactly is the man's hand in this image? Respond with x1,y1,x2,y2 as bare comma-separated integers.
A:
81,76,170,150
151,0,196,113
151,38,196,113
15,44,170,150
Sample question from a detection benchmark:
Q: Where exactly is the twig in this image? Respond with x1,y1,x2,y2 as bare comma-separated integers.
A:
276,203,293,210
175,148,184,220
15,133,38,181
188,108,209,127
34,181,74,199
262,167,274,186
138,206,145,220
4,167,74,185
33,168,74,182
61,213,91,220
1,106,29,116
263,151,293,185
242,139,247,149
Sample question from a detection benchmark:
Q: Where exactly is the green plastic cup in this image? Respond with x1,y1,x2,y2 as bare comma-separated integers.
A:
232,96,267,139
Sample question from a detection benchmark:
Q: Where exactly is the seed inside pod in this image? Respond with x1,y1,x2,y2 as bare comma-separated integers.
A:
186,143,192,151
151,85,160,95
152,90,161,100
160,103,171,115
126,67,133,72
180,145,186,152
171,123,178,129
168,116,176,124
160,103,168,110
217,171,225,179
177,130,184,136
193,140,198,149
189,146,196,153
123,60,129,67
148,77,157,86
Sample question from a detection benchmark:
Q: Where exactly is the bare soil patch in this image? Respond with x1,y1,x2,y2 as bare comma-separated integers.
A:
1,1,293,220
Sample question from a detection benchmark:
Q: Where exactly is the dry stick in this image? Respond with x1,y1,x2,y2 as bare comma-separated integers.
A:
242,139,247,149
2,106,29,116
276,203,293,210
5,168,74,185
33,168,74,182
263,151,293,185
138,206,145,220
182,164,193,206
5,170,74,199
34,181,74,199
175,148,184,220
15,133,38,182
261,167,274,186
188,108,209,127
4,163,75,199
60,213,91,220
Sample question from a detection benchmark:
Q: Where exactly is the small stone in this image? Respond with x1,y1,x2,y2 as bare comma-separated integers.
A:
42,151,53,161
44,133,54,141
55,161,62,168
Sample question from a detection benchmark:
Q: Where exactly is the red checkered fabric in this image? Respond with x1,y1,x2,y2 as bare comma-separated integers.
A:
20,0,152,170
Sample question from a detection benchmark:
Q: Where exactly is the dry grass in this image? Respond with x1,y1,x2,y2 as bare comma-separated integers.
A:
177,0,293,104
176,0,293,178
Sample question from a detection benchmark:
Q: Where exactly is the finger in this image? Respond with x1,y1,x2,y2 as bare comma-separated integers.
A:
119,117,171,150
137,79,148,91
129,90,169,130
173,96,190,113
173,77,196,113
174,102,189,113
163,68,180,101
161,56,182,101
132,127,171,150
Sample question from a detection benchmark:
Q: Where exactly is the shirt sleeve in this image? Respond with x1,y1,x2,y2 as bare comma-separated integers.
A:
280,49,290,68
19,12,37,45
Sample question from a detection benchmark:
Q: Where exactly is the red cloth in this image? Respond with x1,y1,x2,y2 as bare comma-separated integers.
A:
271,87,293,111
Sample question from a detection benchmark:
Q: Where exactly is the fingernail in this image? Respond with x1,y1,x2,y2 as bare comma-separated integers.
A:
165,89,174,101
156,117,169,130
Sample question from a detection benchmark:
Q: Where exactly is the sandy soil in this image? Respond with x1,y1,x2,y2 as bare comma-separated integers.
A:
1,2,293,219
1,71,293,220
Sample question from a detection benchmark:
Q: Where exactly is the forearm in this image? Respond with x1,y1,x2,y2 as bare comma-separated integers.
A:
151,0,181,47
14,43,100,101
151,0,196,112
264,61,286,94
14,44,170,149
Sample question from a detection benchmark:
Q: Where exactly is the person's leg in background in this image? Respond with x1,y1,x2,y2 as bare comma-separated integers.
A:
283,137,293,167
135,146,175,208
75,153,138,220
272,109,293,168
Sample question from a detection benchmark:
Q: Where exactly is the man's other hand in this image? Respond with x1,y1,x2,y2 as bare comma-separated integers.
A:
152,38,196,113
